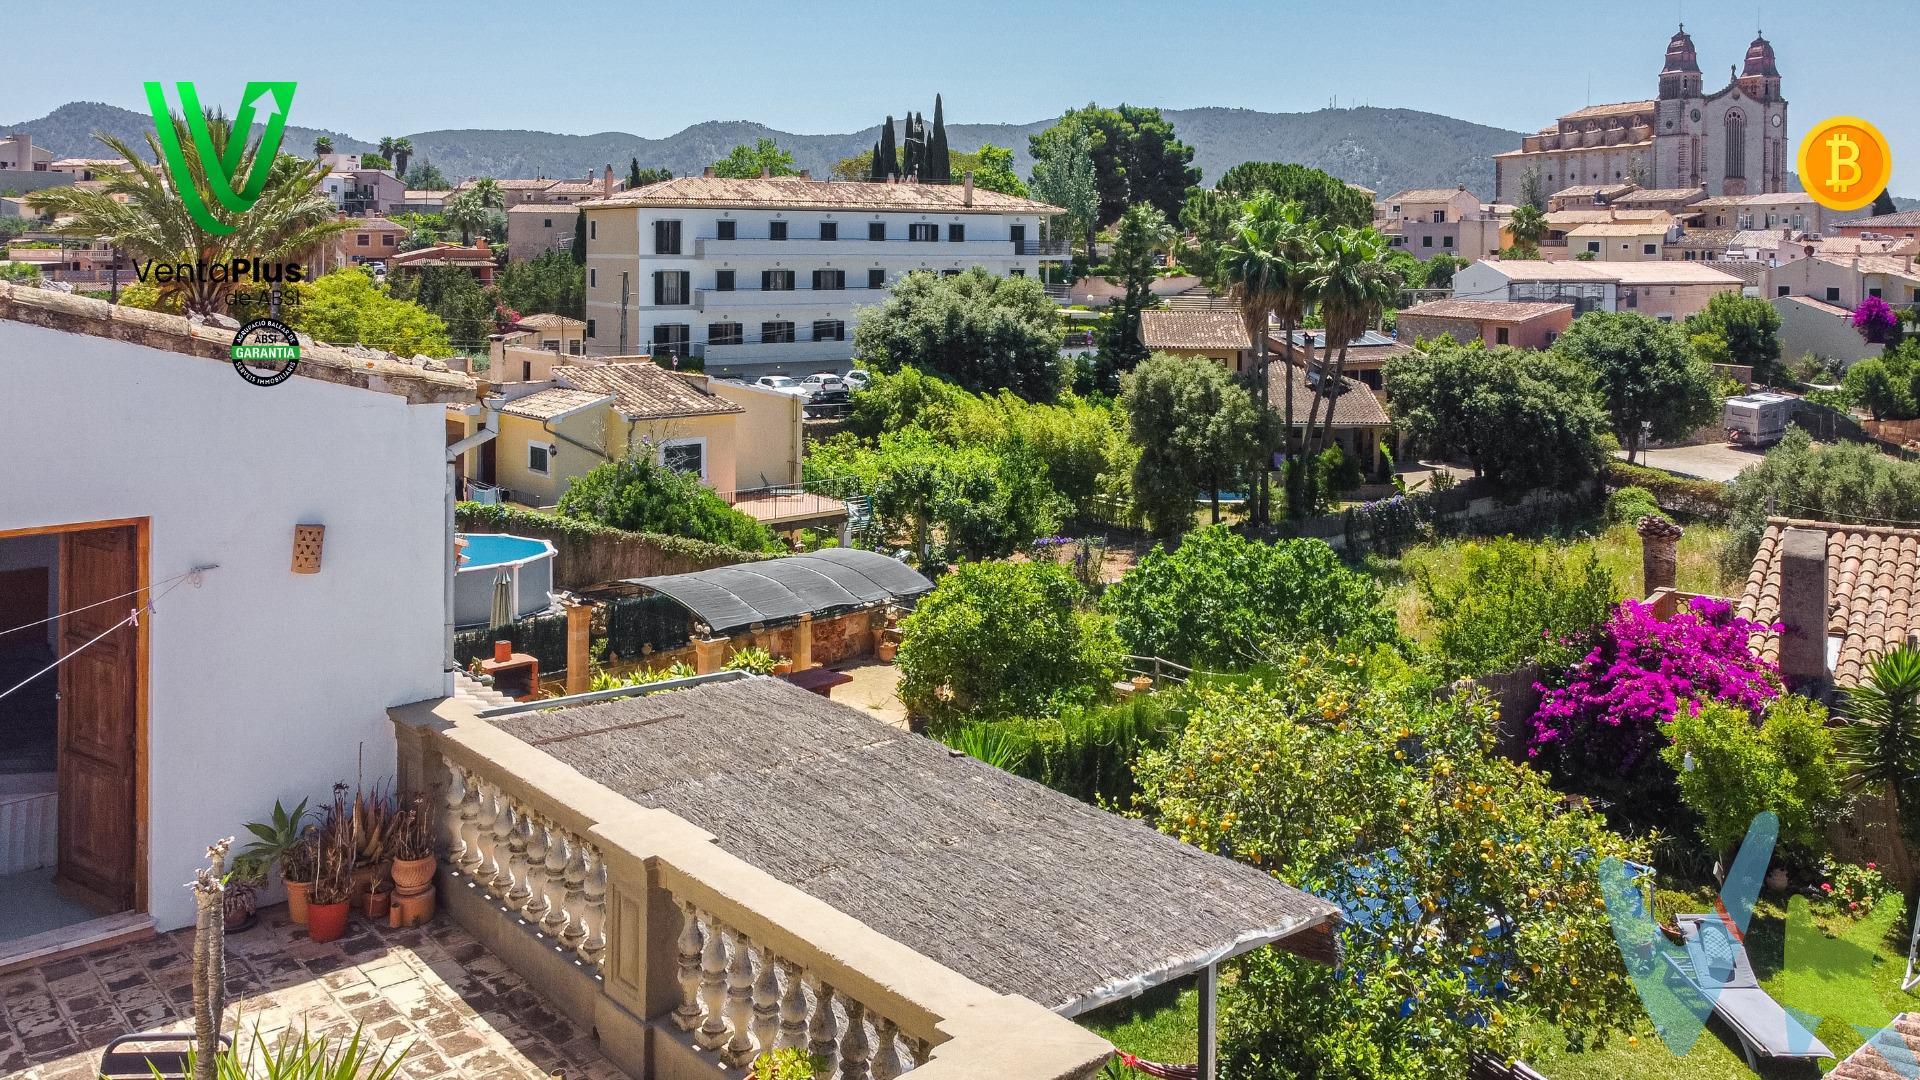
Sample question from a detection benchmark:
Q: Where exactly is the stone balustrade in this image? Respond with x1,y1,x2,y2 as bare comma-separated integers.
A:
395,693,1111,1080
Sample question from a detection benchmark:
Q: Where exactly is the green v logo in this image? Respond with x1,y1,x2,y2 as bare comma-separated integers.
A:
144,81,297,236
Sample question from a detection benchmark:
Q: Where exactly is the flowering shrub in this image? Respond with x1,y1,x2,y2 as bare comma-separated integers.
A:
1853,294,1899,345
1816,860,1898,916
1529,596,1780,773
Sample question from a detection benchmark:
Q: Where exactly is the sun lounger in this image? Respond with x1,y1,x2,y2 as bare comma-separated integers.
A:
1664,913,1831,1070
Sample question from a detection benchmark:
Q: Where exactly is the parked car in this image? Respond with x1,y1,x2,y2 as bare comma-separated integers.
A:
841,369,871,391
753,375,816,402
800,373,851,404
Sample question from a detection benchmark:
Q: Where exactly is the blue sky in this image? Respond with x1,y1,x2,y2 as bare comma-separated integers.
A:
7,0,1911,190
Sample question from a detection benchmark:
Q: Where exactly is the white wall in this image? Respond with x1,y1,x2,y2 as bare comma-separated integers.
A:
0,321,448,931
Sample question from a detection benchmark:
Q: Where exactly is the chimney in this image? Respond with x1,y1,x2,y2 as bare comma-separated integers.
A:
798,169,811,180
703,166,715,178
963,171,974,207
603,164,614,197
1777,525,1832,687
1637,516,1683,594
761,166,771,179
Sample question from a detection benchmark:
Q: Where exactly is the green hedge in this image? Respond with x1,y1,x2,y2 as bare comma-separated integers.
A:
1605,461,1727,520
455,502,767,566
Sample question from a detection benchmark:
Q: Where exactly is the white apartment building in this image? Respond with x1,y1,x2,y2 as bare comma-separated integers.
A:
580,173,1067,375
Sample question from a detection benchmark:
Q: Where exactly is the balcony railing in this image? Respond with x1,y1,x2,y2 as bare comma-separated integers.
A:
396,693,1112,1080
691,235,1070,260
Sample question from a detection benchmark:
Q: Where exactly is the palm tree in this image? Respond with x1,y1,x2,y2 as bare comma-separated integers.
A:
378,136,395,162
443,191,488,245
1840,643,1920,892
1302,227,1399,467
312,135,332,158
1220,193,1309,524
30,117,350,315
1507,203,1547,253
469,177,503,210
392,138,414,180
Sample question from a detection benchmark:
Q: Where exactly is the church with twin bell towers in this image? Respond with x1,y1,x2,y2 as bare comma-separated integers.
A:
1494,27,1788,204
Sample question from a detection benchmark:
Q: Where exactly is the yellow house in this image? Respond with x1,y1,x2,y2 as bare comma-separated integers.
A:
472,359,840,533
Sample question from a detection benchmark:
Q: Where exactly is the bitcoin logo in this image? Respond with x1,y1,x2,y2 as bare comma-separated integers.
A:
1799,116,1893,213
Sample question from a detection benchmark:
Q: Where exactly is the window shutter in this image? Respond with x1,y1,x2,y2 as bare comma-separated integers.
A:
654,272,665,305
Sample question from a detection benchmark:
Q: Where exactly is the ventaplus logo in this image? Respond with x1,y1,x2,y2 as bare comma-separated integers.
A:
142,80,297,235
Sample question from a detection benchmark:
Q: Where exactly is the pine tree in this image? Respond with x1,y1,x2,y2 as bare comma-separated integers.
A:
929,94,950,182
877,115,898,179
1872,187,1899,218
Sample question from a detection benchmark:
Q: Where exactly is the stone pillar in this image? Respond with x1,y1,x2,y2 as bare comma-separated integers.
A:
565,602,593,696
693,635,729,675
1778,525,1831,687
1637,516,1684,595
795,612,813,671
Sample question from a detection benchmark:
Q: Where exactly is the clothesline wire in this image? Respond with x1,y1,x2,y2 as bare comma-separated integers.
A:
0,565,206,641
0,574,194,704
1768,501,1920,528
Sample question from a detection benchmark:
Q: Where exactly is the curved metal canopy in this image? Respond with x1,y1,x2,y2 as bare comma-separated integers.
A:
623,548,932,633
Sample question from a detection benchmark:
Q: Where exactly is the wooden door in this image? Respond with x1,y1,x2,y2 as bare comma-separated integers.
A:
480,439,497,485
56,526,138,914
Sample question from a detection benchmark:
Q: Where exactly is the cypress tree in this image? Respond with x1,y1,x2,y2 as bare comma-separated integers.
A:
628,157,643,189
571,209,586,265
877,115,899,179
906,112,924,178
929,94,950,181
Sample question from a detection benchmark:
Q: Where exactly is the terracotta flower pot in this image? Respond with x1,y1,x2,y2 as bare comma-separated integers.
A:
367,889,391,920
772,659,794,675
876,641,898,662
284,878,311,924
307,901,350,943
390,856,436,891
1131,675,1153,691
1766,867,1790,893
351,864,383,915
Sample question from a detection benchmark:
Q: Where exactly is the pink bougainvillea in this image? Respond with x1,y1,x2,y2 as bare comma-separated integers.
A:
1853,294,1899,345
1528,596,1780,771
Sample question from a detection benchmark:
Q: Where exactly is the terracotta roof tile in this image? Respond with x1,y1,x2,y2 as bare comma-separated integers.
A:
1399,299,1573,322
1385,187,1473,204
1738,518,1920,685
553,362,744,421
1266,361,1390,429
1609,187,1708,204
1557,100,1657,121
1550,183,1639,199
585,175,1062,216
1139,310,1249,350
499,386,613,421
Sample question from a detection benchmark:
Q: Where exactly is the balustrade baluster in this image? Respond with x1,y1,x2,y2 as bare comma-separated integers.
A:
722,929,759,1066
838,999,872,1080
578,848,607,967
672,902,705,1032
807,979,839,1075
558,843,589,952
521,817,550,923
776,959,809,1051
539,830,571,938
460,779,492,877
487,795,517,893
750,942,781,1062
440,763,467,862
908,1038,931,1067
695,918,732,1051
504,810,534,910
869,1017,903,1080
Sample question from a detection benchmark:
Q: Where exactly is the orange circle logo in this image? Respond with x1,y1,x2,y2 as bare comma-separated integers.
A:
1798,116,1893,213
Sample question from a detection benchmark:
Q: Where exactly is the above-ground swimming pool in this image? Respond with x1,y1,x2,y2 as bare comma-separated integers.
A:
454,533,557,628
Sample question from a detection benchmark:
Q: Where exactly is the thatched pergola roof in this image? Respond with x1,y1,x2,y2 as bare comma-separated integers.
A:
495,677,1340,1016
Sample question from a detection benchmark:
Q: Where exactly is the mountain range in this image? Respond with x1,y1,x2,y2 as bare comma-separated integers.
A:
16,100,1912,207
6,100,1523,199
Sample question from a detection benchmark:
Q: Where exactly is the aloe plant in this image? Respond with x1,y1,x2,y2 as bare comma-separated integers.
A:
168,1024,408,1080
237,800,308,879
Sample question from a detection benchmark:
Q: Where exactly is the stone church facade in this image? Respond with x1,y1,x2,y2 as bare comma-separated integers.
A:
1494,28,1787,205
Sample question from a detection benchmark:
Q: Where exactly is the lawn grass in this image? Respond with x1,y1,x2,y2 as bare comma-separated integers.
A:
1519,889,1916,1079
1374,522,1738,645
1080,978,1199,1066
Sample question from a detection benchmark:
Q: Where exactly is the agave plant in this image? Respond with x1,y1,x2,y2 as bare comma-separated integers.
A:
349,783,396,867
238,799,308,878
723,645,778,675
389,792,435,863
182,1024,408,1080
309,785,357,906
1839,643,1920,878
